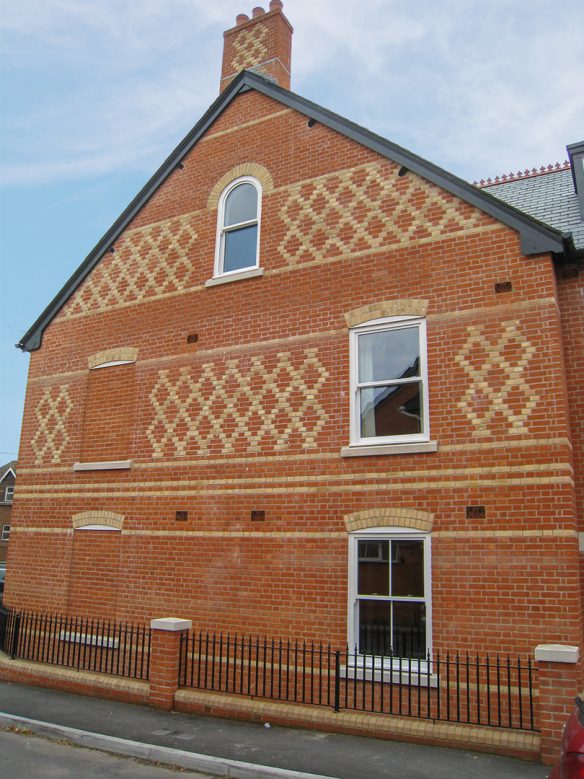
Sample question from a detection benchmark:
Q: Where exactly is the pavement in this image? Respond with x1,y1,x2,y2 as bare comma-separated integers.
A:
0,680,551,779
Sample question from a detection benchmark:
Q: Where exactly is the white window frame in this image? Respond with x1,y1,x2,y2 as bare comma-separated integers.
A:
4,485,14,502
214,176,262,278
347,526,432,671
349,316,430,447
1,524,10,542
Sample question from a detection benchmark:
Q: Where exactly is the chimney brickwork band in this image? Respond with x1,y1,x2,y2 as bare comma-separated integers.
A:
220,2,293,92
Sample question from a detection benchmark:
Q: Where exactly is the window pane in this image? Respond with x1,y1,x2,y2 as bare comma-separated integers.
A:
224,183,257,226
358,327,420,383
358,600,391,655
393,602,426,659
223,224,258,272
360,383,422,438
358,540,389,595
391,540,424,596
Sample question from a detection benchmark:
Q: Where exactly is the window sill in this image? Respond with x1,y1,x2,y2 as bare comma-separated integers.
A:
341,441,438,457
205,267,264,287
73,460,132,471
341,663,437,687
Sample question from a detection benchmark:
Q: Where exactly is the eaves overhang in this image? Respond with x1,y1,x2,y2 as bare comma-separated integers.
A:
17,71,572,352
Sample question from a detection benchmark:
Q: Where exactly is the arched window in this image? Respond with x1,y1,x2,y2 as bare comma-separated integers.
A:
215,177,261,276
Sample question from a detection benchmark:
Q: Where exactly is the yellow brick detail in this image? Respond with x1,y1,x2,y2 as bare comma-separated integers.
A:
147,348,329,457
344,508,434,533
279,162,485,266
455,320,539,437
345,300,429,327
31,385,73,464
88,347,138,369
72,511,124,530
207,163,274,210
231,23,268,73
62,213,199,318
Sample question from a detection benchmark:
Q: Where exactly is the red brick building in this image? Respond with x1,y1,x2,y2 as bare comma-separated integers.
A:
7,2,584,683
0,461,15,567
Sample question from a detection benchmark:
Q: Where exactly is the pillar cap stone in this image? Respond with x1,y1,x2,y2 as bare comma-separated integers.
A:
535,644,579,663
151,617,192,632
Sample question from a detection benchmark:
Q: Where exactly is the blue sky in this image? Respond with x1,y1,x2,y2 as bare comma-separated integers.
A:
1,0,583,462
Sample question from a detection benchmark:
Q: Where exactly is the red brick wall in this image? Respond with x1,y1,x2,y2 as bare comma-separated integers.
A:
7,88,582,663
557,264,584,637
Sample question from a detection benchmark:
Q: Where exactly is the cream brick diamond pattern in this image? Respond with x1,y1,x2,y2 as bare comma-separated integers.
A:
455,321,539,437
279,163,485,266
146,349,329,457
231,24,268,72
31,385,73,463
63,215,199,317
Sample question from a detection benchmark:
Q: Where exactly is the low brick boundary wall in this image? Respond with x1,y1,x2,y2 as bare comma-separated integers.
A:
0,651,148,706
175,688,540,762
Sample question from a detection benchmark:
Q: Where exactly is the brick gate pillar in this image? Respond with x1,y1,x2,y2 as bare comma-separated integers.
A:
149,617,192,711
535,643,581,764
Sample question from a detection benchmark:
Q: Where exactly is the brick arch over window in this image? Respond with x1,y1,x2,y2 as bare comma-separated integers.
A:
344,508,434,533
87,347,138,369
208,163,274,210
72,511,124,531
344,300,429,328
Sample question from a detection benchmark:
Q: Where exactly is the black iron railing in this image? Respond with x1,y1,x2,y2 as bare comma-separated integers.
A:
1,608,150,680
179,631,538,731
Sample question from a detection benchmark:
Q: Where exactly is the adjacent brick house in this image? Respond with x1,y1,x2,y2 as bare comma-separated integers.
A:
7,0,584,706
0,461,15,566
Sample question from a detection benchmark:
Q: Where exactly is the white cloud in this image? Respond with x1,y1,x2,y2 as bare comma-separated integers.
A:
1,0,583,186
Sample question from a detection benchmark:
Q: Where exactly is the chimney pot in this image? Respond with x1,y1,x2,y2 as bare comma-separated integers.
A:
236,13,250,24
269,0,284,9
252,7,265,17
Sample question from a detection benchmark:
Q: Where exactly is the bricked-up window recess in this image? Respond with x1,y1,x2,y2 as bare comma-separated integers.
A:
349,316,430,446
80,362,136,463
348,529,431,662
215,177,261,277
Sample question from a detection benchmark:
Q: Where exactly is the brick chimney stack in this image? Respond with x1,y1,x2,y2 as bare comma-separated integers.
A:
220,1,293,92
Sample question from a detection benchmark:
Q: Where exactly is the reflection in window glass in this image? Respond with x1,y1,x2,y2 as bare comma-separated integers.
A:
354,536,427,659
218,179,260,275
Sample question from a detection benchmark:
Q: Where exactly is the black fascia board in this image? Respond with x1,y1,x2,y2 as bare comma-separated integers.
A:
18,70,571,352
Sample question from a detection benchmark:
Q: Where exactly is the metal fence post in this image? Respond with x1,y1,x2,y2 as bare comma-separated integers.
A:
334,650,341,712
10,613,21,659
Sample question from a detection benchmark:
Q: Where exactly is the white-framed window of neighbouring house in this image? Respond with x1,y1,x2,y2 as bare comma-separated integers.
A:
1,525,10,542
348,527,431,662
349,316,429,446
3,485,13,502
214,177,261,277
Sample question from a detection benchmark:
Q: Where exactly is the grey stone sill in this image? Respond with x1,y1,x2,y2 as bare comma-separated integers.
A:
341,664,438,687
73,460,132,471
341,441,438,457
205,267,264,287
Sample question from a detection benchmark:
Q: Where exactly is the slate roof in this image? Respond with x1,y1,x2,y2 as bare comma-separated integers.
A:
17,71,573,352
482,168,584,253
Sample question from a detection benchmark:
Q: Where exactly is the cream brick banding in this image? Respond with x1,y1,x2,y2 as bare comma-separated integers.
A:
88,347,138,369
208,163,274,210
72,511,124,531
344,508,434,533
345,300,429,327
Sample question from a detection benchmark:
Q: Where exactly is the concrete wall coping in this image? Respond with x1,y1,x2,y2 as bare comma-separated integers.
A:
151,618,192,632
535,644,580,664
